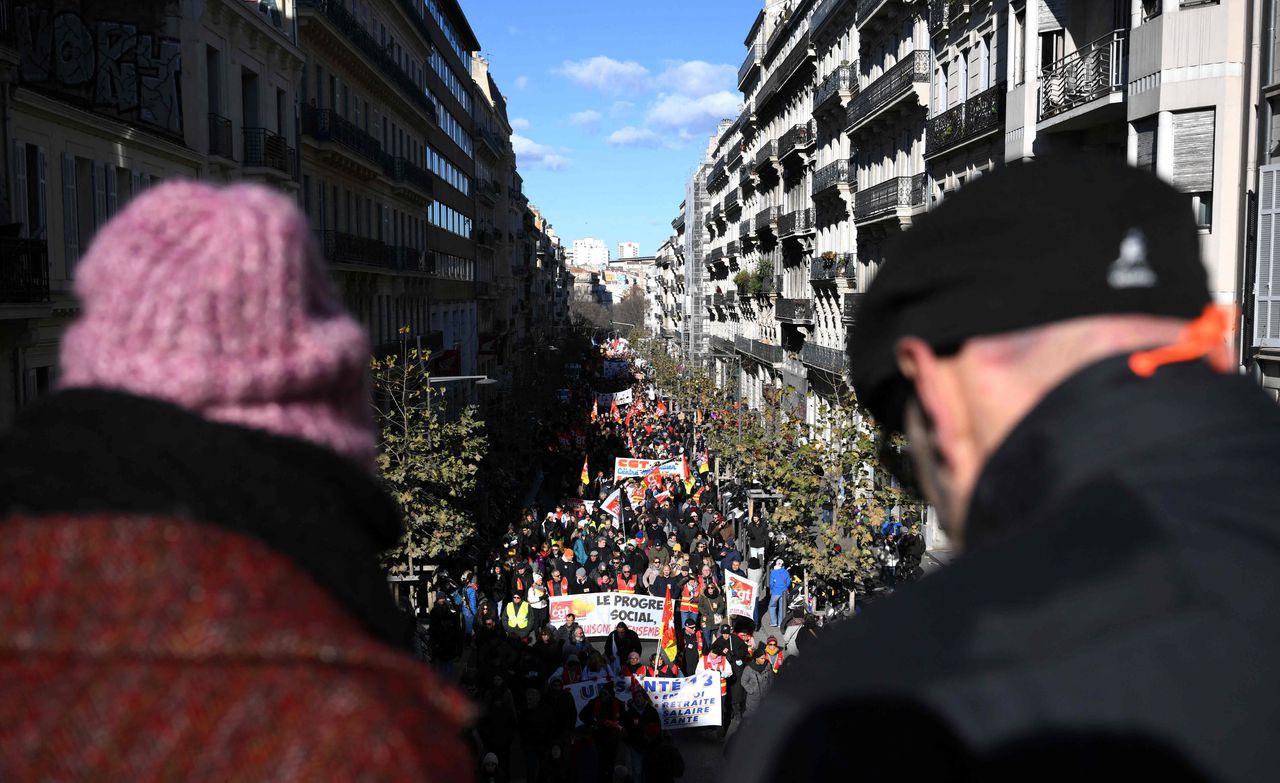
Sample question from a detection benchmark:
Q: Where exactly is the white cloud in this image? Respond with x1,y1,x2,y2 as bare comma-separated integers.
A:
653,61,737,98
646,91,742,131
512,133,570,170
513,75,530,90
607,126,662,148
610,101,636,119
569,109,603,127
555,56,650,94
510,117,531,131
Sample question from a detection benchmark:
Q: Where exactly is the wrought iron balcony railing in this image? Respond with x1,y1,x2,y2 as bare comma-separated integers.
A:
814,64,855,114
809,254,854,282
728,144,744,169
812,0,855,37
801,342,847,374
315,230,390,268
739,43,764,89
928,0,969,33
812,159,855,198
776,298,815,323
242,127,295,177
711,335,735,354
740,219,754,240
1039,30,1128,121
856,0,891,25
208,113,233,159
842,292,864,323
302,106,385,167
0,238,50,303
754,205,781,228
846,51,929,133
708,159,729,192
779,122,814,159
778,208,815,237
384,156,434,197
753,141,777,171
854,174,926,222
725,188,740,212
751,338,783,364
926,81,1006,157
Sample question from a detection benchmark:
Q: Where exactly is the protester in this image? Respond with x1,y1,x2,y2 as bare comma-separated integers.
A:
766,559,791,628
739,644,775,718
604,622,643,663
730,157,1280,781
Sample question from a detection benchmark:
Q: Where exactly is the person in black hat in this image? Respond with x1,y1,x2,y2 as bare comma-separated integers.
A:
729,157,1280,783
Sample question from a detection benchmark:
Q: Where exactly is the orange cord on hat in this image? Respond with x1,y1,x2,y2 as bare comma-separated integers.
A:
1128,304,1236,378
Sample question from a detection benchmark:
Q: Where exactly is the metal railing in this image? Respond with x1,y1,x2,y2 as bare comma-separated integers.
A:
810,254,854,282
725,188,740,211
751,338,783,364
812,0,854,36
856,0,890,24
739,43,764,88
813,159,855,197
242,127,295,177
728,144,744,169
302,105,385,166
300,0,437,119
755,205,781,227
801,342,847,373
711,335,735,354
854,174,926,222
0,238,50,303
1039,30,1128,121
208,113,233,159
926,81,1006,156
814,64,855,113
928,0,968,33
846,51,929,132
740,219,754,239
726,240,739,258
842,292,864,323
779,208,815,236
776,298,814,323
385,156,433,196
315,230,390,268
753,141,777,170
779,122,814,159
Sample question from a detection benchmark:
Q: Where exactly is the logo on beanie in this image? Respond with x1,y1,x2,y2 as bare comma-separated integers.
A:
1107,228,1157,290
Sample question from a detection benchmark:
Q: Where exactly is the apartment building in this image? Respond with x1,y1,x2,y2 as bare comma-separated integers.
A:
1,0,302,427
617,241,640,259
660,0,1264,424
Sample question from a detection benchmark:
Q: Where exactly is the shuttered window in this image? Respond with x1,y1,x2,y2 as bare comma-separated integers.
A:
1256,165,1280,348
1135,117,1157,172
61,154,80,276
1172,109,1215,194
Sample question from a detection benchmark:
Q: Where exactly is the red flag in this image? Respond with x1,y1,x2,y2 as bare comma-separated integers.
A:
656,401,667,417
658,584,678,664
644,465,662,492
590,398,598,422
610,398,620,421
580,454,590,485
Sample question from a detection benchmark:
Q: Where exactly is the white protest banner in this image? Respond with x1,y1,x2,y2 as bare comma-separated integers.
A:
602,360,631,379
613,457,683,481
565,674,722,730
595,389,634,407
549,592,666,639
642,673,722,729
726,571,757,619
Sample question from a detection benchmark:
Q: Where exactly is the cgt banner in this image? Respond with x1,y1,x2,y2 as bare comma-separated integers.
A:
726,571,758,619
595,389,634,407
613,457,682,481
565,674,722,730
549,592,666,639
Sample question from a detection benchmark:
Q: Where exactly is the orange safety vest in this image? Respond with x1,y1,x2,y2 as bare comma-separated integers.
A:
680,581,700,613
617,574,638,593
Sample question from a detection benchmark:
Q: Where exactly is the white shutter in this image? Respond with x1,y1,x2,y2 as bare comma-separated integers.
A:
1172,109,1215,194
1256,166,1280,348
92,161,107,231
61,154,80,274
11,140,28,236
105,165,118,217
34,148,47,240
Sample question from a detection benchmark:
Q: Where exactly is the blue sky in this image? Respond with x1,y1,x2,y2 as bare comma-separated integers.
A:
462,1,755,259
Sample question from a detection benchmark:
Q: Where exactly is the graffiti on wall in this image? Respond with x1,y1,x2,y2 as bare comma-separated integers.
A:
16,2,182,136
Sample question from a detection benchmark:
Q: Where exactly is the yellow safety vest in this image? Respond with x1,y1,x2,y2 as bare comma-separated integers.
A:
505,601,530,629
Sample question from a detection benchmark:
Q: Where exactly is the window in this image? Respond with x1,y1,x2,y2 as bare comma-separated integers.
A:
1013,9,1026,85
241,68,260,128
1039,31,1064,72
429,49,472,113
436,104,473,158
276,88,287,137
11,141,47,239
1172,109,1215,230
206,46,222,114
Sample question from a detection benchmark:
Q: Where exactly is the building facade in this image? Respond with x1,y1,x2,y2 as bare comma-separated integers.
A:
571,237,609,267
617,241,640,259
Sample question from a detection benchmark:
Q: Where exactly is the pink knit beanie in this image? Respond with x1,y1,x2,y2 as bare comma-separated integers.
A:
59,180,376,468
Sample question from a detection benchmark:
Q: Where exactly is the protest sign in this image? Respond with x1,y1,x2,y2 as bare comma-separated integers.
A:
595,389,634,407
602,360,631,379
564,674,722,730
613,457,682,481
726,571,757,619
549,592,666,638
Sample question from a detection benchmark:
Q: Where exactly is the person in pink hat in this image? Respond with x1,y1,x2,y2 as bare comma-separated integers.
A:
0,181,474,781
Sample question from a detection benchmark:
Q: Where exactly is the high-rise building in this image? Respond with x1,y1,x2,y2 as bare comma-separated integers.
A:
617,242,640,260
571,238,610,267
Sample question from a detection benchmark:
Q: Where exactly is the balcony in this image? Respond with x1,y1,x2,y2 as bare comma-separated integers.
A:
812,0,855,39
672,214,686,232
810,254,854,283
725,188,741,212
779,122,814,161
0,238,50,303
814,64,855,116
708,160,729,192
854,174,925,224
801,342,847,374
926,82,1006,157
739,219,754,240
750,337,783,365
477,126,505,159
856,0,894,25
384,156,434,201
711,335,735,355
1039,30,1128,123
753,141,777,172
758,34,815,107
776,298,814,324
299,0,437,120
302,106,385,170
812,159,856,199
726,240,739,259
842,292,864,324
208,113,233,160
242,128,295,179
754,206,781,231
846,51,930,134
709,247,725,264
778,208,815,238
739,43,764,89
474,177,498,205
928,0,969,33
728,144,744,169
315,230,390,269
